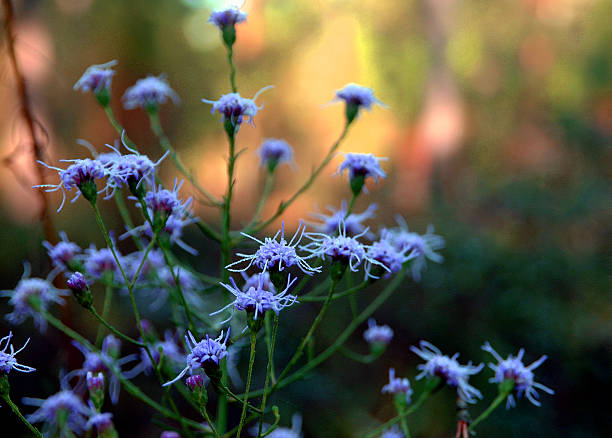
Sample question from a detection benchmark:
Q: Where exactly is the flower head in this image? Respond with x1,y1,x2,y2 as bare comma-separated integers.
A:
215,274,298,323
337,153,387,194
228,222,321,275
410,341,483,404
67,272,88,293
257,138,295,171
84,246,120,280
202,86,272,129
127,331,185,377
363,318,393,346
334,83,385,123
382,368,413,404
381,425,404,438
0,332,35,375
365,232,414,279
163,330,230,387
482,342,554,408
36,158,106,211
145,180,192,218
310,201,377,236
24,390,91,435
384,221,444,281
87,412,114,433
122,75,179,111
208,6,247,29
43,231,81,271
2,266,68,331
74,60,117,95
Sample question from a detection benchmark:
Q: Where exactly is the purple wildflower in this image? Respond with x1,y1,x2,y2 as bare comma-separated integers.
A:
125,331,185,378
74,60,117,95
257,138,295,171
161,432,181,438
202,86,273,128
84,246,120,280
186,374,204,391
337,153,387,185
365,231,415,279
36,158,106,211
310,201,377,236
482,342,554,408
382,368,413,404
228,222,321,275
67,272,88,293
0,332,35,375
381,425,404,438
86,372,104,392
215,274,298,323
145,180,192,218
208,6,247,29
335,83,385,111
87,412,114,433
43,231,81,271
410,341,484,404
363,318,393,346
241,271,275,293
385,219,444,281
163,330,230,387
1,266,68,331
23,390,91,435
122,75,179,110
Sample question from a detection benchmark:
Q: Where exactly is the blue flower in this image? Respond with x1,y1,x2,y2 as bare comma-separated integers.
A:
363,318,393,346
208,6,247,29
122,75,179,110
66,272,88,293
258,138,295,171
310,201,377,236
163,330,230,387
0,332,35,375
365,231,414,279
144,180,192,218
214,273,298,323
381,425,404,438
84,245,121,281
23,389,91,435
43,231,81,271
125,331,186,378
410,341,483,404
385,220,444,281
74,60,117,94
337,153,387,185
335,83,385,111
36,158,106,211
86,412,114,434
382,368,413,404
228,222,321,275
482,342,554,408
202,86,273,129
1,265,68,332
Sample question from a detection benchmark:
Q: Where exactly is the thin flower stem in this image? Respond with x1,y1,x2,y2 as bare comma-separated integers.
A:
1,393,43,437
345,192,358,217
245,123,351,236
221,129,237,283
276,279,338,383
468,390,511,431
147,110,222,207
258,314,279,437
88,306,145,347
338,346,380,364
95,281,113,347
103,105,137,150
247,171,276,229
158,244,197,334
222,414,259,438
200,407,220,438
226,44,237,93
300,281,368,302
395,399,411,438
236,332,257,438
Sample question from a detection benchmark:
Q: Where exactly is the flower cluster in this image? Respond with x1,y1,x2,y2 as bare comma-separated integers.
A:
202,86,272,129
122,75,179,111
382,368,413,404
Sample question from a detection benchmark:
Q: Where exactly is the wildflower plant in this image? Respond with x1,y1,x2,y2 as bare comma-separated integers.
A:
0,3,554,438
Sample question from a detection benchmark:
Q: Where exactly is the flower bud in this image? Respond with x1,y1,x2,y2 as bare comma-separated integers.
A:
67,272,93,308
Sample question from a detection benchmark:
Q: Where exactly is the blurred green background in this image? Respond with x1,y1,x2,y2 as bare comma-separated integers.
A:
0,0,610,437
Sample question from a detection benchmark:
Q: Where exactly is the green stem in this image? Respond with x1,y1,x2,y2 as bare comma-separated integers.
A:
245,123,351,236
226,44,237,93
395,399,411,438
276,280,338,383
258,314,279,437
1,393,43,437
200,407,220,438
148,110,221,207
468,390,511,431
338,346,379,364
103,105,137,150
221,129,236,283
300,281,368,302
247,171,276,229
346,192,357,217
95,281,113,347
89,306,144,347
236,332,257,438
